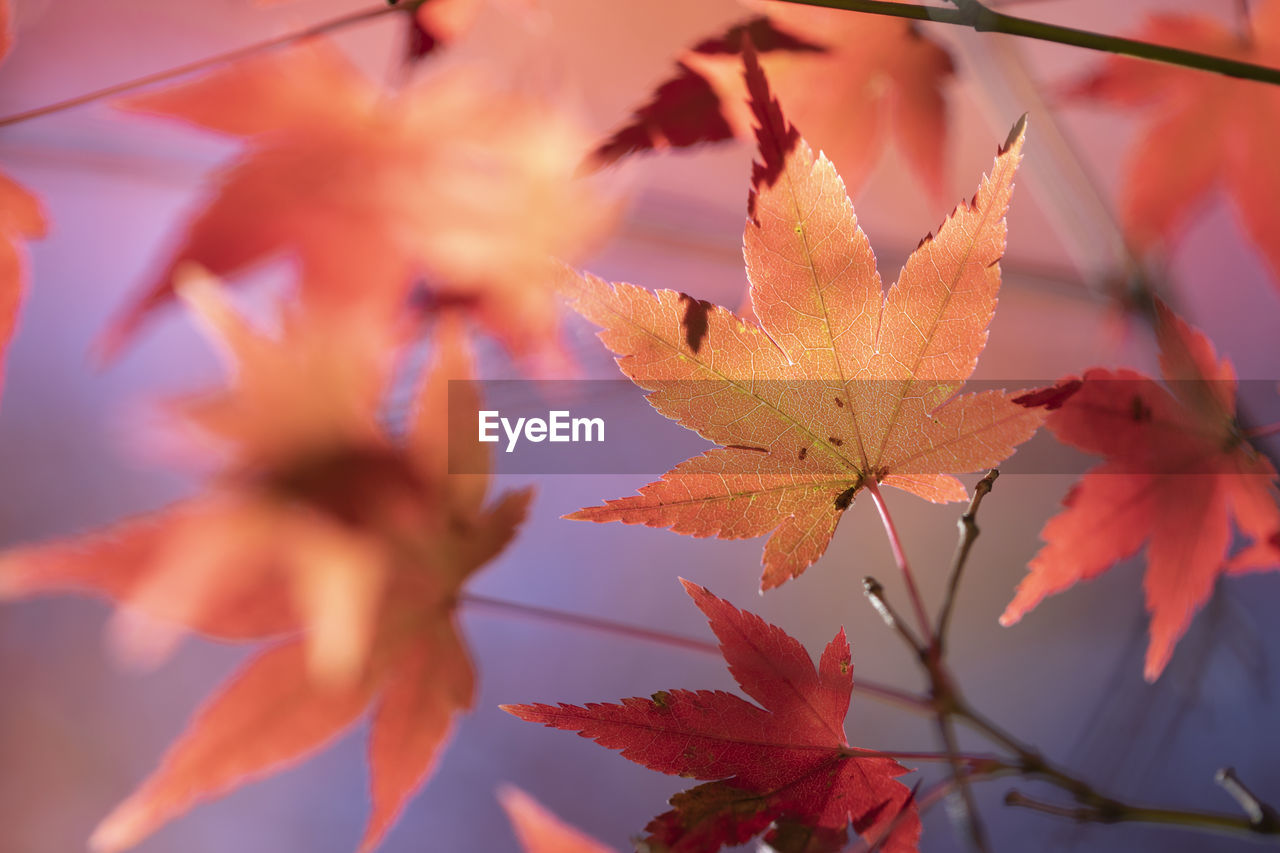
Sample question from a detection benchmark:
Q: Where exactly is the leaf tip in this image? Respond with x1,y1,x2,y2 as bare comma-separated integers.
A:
89,801,146,853
1013,378,1081,411
1002,113,1029,155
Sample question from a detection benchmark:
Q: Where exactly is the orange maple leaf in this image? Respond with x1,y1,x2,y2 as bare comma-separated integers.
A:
590,1,953,198
102,38,612,370
0,280,533,852
563,52,1043,589
1069,3,1280,288
500,786,614,853
1002,304,1280,681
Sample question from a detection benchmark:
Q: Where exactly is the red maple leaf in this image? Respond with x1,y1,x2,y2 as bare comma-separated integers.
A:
0,164,45,404
1068,3,1280,289
563,50,1042,589
102,38,613,370
0,278,533,851
0,0,49,402
503,580,921,853
1002,303,1280,680
589,1,953,198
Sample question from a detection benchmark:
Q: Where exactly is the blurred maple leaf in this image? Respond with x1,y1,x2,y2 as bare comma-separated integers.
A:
1069,3,1280,288
102,38,613,371
0,277,533,852
0,0,49,402
504,580,920,853
500,786,614,853
589,0,954,198
563,51,1042,589
1003,303,1280,680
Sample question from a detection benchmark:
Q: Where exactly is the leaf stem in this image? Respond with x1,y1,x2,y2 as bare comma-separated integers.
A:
0,1,422,129
770,0,1280,86
864,480,935,649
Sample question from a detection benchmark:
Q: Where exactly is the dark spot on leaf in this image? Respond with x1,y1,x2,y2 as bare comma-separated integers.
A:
651,690,672,710
833,397,844,407
678,293,715,354
725,444,768,454
1131,394,1153,422
1014,379,1081,411
828,436,844,447
798,447,807,460
834,487,857,510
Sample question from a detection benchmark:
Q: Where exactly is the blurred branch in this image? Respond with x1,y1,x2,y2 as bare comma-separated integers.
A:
936,714,992,852
771,0,1280,85
0,1,422,128
459,593,936,711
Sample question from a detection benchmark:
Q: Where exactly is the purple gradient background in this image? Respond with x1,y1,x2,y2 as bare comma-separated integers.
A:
2,0,1279,851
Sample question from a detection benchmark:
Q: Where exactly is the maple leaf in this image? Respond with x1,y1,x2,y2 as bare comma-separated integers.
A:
0,0,10,57
503,580,920,853
1002,302,1280,680
562,51,1043,589
0,278,533,852
102,38,612,370
0,168,46,405
589,1,954,198
500,786,615,853
1068,3,1280,289
0,2,49,404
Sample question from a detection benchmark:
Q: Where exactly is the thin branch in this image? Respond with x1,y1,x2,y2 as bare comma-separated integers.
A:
458,593,934,711
1005,789,1280,839
936,713,992,852
1217,767,1280,831
770,0,1280,86
0,2,420,129
863,576,927,656
935,470,999,650
865,480,934,648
